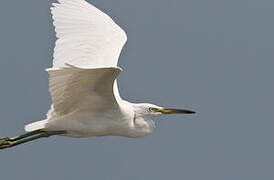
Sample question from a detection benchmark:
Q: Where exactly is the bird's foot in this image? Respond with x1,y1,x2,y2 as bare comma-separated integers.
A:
0,137,14,149
0,131,66,150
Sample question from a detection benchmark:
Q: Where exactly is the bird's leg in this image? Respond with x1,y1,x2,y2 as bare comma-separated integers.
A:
0,130,66,150
0,129,44,147
7,129,44,141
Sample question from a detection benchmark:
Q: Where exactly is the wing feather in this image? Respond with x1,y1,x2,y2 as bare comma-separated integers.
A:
47,0,127,116
51,0,127,68
47,64,122,116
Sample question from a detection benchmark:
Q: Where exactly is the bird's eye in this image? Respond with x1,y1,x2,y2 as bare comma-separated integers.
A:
149,107,158,112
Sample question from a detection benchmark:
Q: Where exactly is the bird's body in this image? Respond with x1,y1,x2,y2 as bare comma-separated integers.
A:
0,0,194,149
39,102,155,138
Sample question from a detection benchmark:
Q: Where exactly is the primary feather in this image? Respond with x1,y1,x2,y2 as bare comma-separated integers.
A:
51,0,127,68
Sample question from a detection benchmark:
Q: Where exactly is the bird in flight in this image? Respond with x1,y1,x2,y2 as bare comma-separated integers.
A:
0,0,195,149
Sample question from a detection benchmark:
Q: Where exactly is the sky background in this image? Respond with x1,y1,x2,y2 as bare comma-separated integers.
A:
0,0,273,179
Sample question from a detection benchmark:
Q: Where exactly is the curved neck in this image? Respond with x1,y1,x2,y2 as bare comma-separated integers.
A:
130,116,155,137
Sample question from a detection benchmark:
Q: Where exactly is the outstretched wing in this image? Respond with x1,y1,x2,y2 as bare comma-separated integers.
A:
51,0,127,68
48,0,127,116
47,64,122,116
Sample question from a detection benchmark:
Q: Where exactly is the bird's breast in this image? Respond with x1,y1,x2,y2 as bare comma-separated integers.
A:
46,108,136,138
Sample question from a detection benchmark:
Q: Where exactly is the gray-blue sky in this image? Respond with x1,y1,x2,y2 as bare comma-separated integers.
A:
0,0,273,179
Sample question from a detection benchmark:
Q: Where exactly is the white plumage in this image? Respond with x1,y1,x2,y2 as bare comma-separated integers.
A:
25,0,130,137
23,0,194,139
51,0,127,68
0,0,195,150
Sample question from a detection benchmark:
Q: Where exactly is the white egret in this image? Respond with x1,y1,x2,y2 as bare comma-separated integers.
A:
0,0,195,149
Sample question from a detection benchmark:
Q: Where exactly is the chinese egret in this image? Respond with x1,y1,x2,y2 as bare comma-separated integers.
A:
0,0,195,149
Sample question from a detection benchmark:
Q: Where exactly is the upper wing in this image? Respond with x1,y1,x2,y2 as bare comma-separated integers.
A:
48,0,127,116
51,0,127,68
47,64,122,116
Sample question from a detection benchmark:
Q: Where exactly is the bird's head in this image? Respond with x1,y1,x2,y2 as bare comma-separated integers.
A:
130,103,195,137
133,103,195,118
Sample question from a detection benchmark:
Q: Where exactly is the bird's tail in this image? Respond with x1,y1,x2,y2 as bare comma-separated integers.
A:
24,120,48,132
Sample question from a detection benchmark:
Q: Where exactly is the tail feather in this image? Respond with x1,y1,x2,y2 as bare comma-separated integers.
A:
24,120,48,132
